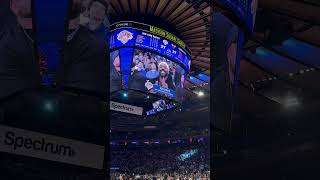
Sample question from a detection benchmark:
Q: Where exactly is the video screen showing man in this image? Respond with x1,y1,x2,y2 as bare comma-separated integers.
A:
213,13,239,94
0,0,39,99
110,50,122,93
156,61,173,89
212,12,240,133
174,67,186,102
129,49,186,102
8,0,33,32
129,51,148,91
68,0,109,40
59,0,109,94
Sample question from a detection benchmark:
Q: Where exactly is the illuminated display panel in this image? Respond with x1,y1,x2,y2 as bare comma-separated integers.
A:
130,49,186,102
146,100,175,116
196,74,210,83
110,22,190,103
188,76,207,86
110,21,191,72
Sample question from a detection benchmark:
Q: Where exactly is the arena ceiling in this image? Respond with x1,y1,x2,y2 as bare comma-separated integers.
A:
213,0,320,120
238,0,320,125
108,0,211,133
214,0,320,172
109,0,211,75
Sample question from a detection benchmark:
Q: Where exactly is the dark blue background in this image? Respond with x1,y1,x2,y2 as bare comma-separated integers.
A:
34,0,68,85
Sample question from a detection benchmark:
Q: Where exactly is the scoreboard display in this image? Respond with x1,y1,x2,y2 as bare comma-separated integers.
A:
110,21,190,103
219,0,258,31
110,21,191,72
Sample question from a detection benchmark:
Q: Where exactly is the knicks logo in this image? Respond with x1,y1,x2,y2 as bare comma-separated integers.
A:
117,30,133,44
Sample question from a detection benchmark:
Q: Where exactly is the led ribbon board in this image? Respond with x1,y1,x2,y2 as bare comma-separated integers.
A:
110,21,192,72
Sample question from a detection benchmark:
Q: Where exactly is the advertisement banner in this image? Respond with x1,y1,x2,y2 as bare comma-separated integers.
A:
0,125,105,169
110,101,143,115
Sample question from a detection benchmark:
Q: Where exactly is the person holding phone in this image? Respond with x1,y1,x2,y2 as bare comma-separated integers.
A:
175,70,186,102
59,0,109,94
81,0,109,43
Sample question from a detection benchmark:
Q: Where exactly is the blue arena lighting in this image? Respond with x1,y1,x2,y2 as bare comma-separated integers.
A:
282,38,297,47
278,38,320,67
122,92,128,98
255,47,268,56
196,74,210,82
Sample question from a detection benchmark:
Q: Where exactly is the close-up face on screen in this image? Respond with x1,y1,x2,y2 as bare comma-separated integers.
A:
4,0,34,40
0,0,39,99
110,50,121,93
68,0,109,34
10,0,33,31
212,12,239,94
2,0,34,39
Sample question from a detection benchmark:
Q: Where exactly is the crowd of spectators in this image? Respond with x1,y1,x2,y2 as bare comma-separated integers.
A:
111,127,209,141
129,49,186,102
110,144,210,179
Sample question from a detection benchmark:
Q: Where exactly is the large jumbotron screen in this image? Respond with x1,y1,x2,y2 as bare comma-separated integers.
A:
110,21,191,103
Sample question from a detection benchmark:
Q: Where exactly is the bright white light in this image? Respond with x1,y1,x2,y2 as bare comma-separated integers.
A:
198,91,204,97
123,92,128,98
223,150,227,155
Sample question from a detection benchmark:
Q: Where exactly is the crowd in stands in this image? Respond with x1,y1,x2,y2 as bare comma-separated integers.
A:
161,128,209,139
110,143,210,180
111,127,209,141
